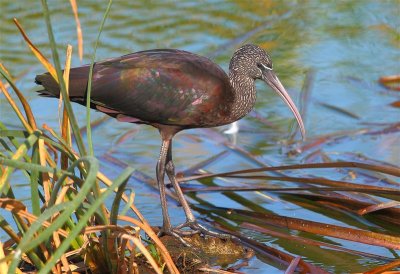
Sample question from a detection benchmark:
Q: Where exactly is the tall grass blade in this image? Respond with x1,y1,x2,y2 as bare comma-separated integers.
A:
40,0,87,157
39,166,134,274
0,131,41,192
69,0,83,61
0,78,33,133
85,0,113,156
61,46,73,171
0,63,36,129
30,143,41,216
8,156,99,272
0,242,8,274
13,19,57,80
0,157,74,179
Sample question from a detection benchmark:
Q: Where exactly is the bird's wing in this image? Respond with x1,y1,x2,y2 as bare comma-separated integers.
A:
35,49,234,127
89,49,233,127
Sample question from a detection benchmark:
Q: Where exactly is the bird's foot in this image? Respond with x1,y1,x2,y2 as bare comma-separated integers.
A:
157,226,190,246
157,221,232,247
175,221,231,238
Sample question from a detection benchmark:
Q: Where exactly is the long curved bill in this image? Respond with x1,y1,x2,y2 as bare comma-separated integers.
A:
262,70,306,140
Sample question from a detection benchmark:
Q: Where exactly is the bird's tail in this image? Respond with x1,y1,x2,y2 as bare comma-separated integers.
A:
34,65,90,99
35,73,61,97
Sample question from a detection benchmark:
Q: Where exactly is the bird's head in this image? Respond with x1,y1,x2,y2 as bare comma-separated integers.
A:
230,44,306,139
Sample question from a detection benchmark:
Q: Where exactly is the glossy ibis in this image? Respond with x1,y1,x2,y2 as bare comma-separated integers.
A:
35,44,305,242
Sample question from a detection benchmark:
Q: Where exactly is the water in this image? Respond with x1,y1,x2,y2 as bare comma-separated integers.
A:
1,1,399,273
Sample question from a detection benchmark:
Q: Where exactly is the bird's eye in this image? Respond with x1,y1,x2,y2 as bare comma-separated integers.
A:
257,63,272,71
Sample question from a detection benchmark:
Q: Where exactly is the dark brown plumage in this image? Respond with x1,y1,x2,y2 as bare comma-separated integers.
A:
35,44,305,242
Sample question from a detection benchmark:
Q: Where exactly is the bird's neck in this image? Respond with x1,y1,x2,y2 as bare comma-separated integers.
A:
228,70,257,122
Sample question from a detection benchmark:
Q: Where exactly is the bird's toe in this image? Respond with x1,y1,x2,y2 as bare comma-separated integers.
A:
173,221,232,240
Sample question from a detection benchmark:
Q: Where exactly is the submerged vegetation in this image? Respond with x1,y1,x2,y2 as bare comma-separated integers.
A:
1,1,399,273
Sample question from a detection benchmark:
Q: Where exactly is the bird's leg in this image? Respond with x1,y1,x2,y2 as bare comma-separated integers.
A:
165,144,196,226
165,143,231,240
156,137,190,245
156,138,173,234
